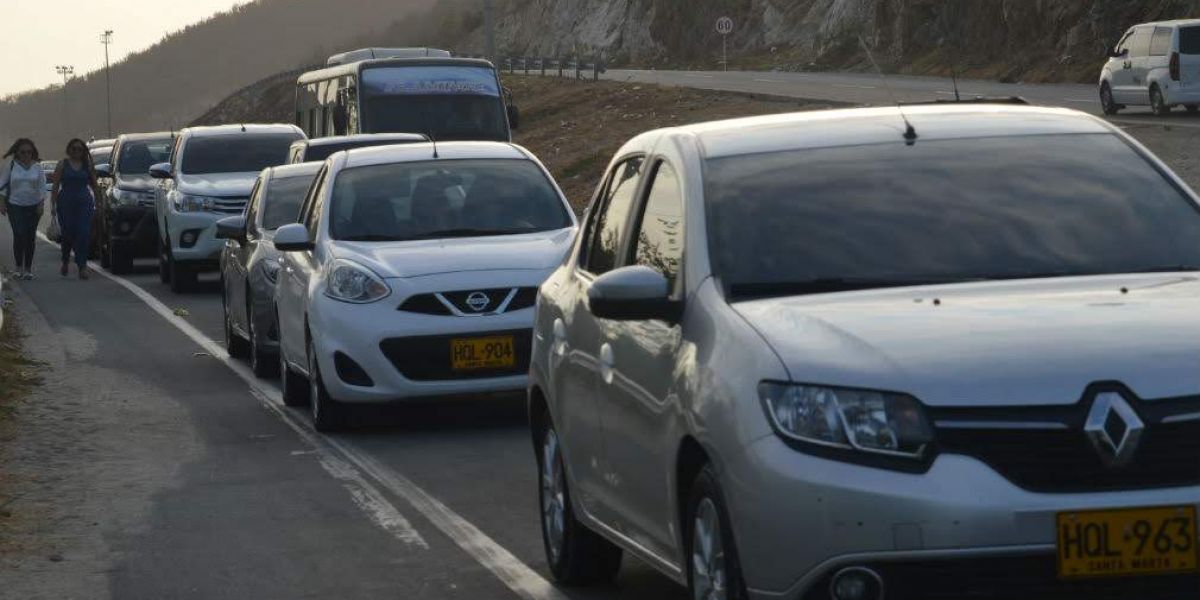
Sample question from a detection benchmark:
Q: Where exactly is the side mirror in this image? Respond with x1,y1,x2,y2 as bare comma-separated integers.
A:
149,162,172,179
507,104,520,130
273,222,314,252
1108,47,1128,59
588,266,681,322
94,163,113,179
215,215,247,243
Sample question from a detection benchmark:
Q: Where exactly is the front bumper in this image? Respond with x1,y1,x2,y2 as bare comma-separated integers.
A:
307,270,546,403
166,211,229,265
731,435,1200,599
106,204,159,255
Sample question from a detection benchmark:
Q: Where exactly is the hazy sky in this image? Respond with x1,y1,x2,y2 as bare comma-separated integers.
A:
1,0,249,97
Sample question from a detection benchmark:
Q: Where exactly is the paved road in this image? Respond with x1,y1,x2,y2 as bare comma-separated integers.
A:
0,227,685,599
603,68,1200,128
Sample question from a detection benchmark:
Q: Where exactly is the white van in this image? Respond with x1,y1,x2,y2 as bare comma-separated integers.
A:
1100,19,1200,116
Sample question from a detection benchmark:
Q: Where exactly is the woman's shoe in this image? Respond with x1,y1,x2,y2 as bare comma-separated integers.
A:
60,263,68,277
79,267,89,280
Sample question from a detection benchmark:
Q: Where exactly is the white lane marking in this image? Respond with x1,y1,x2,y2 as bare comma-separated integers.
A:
934,91,956,95
44,233,567,600
752,77,784,83
685,74,714,79
33,232,428,550
1063,98,1096,104
834,84,877,90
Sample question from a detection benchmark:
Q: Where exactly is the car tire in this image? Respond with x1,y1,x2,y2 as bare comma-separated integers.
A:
222,283,250,359
1151,85,1171,116
158,240,171,284
537,422,623,585
309,338,347,432
686,465,748,600
1100,83,1120,116
169,257,195,293
109,240,132,275
247,295,278,379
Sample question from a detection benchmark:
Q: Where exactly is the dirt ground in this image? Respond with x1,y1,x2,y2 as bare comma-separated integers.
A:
505,75,840,210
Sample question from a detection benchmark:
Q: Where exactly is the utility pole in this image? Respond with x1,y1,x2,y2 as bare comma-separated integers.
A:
484,0,496,63
55,65,74,133
101,30,114,138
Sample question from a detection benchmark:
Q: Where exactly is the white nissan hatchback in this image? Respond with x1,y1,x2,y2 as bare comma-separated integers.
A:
273,142,576,430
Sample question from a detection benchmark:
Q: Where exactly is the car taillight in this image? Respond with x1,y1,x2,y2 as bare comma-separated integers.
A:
1170,52,1181,81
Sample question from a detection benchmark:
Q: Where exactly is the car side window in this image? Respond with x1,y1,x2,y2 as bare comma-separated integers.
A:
1150,27,1174,57
299,167,327,227
245,179,264,237
304,169,331,238
583,157,644,276
1116,30,1134,54
631,161,684,291
1129,27,1152,58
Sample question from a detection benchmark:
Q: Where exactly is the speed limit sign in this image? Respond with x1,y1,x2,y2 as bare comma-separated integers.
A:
715,16,734,35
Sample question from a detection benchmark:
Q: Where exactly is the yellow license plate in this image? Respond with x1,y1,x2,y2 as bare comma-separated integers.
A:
1057,506,1198,579
450,336,515,370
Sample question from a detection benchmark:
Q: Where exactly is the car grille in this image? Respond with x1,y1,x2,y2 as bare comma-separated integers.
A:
931,392,1200,493
398,287,538,316
211,196,248,214
801,554,1200,600
378,329,532,381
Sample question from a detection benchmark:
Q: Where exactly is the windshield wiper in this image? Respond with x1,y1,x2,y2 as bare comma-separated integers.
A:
411,228,527,239
728,278,955,299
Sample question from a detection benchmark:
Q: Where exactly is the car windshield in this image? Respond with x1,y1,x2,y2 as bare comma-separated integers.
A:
181,133,300,174
705,133,1200,299
262,173,318,230
91,148,112,166
304,139,422,162
117,139,172,175
329,158,570,241
360,65,507,141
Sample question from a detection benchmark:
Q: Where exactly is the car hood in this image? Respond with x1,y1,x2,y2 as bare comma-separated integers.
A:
177,172,258,197
733,274,1200,407
115,174,156,192
332,228,576,279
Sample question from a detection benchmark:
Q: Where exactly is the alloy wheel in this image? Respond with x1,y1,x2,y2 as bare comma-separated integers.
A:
692,498,727,600
540,429,566,564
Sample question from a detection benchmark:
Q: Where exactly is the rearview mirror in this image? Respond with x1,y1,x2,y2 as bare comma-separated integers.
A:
94,163,113,179
588,266,681,322
149,162,172,179
273,223,313,252
215,215,247,243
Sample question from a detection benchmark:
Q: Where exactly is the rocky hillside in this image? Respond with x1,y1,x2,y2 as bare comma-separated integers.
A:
460,0,1200,82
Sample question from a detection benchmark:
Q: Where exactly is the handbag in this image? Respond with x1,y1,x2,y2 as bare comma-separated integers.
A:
45,214,61,242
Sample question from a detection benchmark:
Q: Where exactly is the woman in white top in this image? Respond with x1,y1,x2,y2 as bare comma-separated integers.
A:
0,139,47,279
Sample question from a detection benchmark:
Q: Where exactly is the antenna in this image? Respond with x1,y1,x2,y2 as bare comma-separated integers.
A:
858,35,917,145
428,132,439,159
240,123,247,132
951,70,961,101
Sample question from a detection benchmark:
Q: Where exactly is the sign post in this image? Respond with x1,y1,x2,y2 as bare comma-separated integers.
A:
715,16,734,71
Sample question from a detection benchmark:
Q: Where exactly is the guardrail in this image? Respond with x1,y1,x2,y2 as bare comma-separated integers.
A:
457,54,607,81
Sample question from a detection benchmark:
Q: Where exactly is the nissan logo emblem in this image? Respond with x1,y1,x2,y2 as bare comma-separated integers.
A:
465,292,490,312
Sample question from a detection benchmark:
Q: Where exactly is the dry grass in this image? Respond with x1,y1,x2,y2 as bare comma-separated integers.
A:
0,315,38,420
505,75,840,211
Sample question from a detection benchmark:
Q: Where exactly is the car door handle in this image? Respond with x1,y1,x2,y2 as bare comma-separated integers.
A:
599,343,615,385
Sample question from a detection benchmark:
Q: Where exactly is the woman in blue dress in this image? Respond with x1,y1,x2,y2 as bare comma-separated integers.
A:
50,138,103,279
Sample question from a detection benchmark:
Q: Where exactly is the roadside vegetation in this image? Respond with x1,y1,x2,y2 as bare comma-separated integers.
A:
0,316,38,421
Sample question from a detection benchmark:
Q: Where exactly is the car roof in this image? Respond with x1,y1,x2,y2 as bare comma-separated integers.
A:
300,133,428,148
338,141,529,169
650,104,1114,159
1136,19,1200,28
180,123,302,138
269,162,323,179
116,131,175,142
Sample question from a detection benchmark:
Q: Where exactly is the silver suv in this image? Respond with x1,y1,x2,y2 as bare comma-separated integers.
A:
529,104,1200,599
151,124,304,292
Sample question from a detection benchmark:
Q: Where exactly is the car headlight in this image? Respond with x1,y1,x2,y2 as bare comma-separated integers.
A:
324,259,390,304
759,382,933,460
112,188,153,207
172,193,216,213
261,258,282,284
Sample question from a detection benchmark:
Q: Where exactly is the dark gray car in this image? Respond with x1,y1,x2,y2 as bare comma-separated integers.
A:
217,162,321,377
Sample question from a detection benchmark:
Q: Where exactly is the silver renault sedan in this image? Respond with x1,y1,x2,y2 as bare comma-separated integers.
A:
529,104,1200,600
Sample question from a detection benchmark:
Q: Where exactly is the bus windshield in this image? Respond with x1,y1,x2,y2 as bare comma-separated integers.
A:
360,66,509,141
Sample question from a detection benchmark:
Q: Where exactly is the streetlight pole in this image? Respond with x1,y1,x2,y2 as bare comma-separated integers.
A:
484,0,496,63
101,30,113,138
55,65,74,133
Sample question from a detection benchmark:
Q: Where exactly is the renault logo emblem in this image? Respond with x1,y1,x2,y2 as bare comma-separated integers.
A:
465,292,491,312
1083,392,1144,468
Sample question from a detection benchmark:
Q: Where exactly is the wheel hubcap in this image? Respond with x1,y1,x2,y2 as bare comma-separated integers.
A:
692,498,727,600
540,429,566,563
